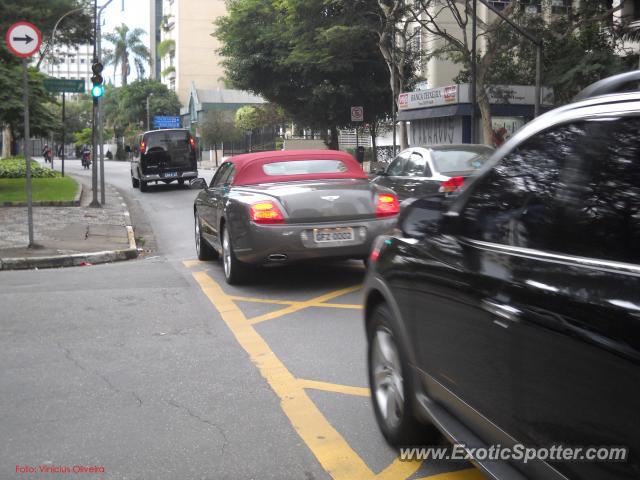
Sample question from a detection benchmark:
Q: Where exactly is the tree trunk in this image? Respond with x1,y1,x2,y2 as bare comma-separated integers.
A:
399,122,408,149
370,123,378,164
122,53,129,86
477,87,493,146
328,125,339,150
2,125,11,158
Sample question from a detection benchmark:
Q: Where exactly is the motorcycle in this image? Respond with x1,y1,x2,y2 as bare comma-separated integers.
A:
81,151,91,170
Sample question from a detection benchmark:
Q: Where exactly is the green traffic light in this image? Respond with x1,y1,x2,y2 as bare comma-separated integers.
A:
91,84,104,98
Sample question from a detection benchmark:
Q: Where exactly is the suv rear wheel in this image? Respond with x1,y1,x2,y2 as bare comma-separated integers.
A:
368,303,437,446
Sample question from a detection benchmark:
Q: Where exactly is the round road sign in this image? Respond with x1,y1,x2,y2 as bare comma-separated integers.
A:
5,22,42,58
351,106,364,122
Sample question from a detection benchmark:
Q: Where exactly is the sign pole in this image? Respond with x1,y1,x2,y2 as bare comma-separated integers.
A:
22,58,34,247
61,91,65,177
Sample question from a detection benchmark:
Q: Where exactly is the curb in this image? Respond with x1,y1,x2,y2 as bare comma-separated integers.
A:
0,225,138,271
1,177,83,207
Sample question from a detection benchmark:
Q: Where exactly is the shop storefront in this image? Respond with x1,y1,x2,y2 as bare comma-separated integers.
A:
398,84,554,147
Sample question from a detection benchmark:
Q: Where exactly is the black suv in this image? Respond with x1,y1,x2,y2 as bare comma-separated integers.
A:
130,128,198,192
364,71,640,480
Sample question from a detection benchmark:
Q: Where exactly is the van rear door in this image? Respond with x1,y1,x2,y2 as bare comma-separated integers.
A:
143,130,195,173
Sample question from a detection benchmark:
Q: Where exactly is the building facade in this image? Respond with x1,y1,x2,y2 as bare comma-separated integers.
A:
155,0,228,105
39,44,93,94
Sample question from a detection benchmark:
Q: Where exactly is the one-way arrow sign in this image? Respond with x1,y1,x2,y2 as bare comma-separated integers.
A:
5,22,41,58
12,34,34,44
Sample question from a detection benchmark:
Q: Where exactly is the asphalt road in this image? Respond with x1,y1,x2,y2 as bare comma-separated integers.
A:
1,159,482,480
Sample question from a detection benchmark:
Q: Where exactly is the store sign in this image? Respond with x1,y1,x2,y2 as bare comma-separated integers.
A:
458,84,554,105
410,117,463,146
400,84,554,111
398,85,458,111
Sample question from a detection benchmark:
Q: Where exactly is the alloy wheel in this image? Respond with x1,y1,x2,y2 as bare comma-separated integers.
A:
223,229,231,278
371,328,404,430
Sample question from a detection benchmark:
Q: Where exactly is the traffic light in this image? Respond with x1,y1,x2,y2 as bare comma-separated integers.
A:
91,62,104,98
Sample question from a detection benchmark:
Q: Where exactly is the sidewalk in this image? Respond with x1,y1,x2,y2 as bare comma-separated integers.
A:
0,169,137,270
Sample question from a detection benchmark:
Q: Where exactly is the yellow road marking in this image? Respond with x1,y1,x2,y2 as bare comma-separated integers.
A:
248,285,362,324
375,457,423,480
191,272,481,480
182,259,203,268
229,295,298,306
416,468,486,480
193,272,375,479
298,379,370,398
231,295,362,310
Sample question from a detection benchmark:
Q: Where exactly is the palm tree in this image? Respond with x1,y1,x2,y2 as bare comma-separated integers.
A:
103,24,150,86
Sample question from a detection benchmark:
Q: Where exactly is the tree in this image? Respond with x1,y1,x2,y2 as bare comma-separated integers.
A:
374,0,422,149
103,24,150,86
0,0,92,157
235,106,263,132
46,94,92,142
102,79,181,130
216,0,395,149
407,0,625,143
200,109,243,163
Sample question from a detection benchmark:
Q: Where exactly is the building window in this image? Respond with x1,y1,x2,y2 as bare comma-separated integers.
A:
551,0,570,15
489,0,509,10
521,0,541,14
80,58,85,64
411,26,422,52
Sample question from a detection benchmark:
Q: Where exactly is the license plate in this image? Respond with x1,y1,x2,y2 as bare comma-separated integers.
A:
164,171,177,177
313,227,354,243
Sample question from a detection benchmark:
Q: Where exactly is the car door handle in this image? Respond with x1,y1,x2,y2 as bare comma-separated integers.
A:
482,299,521,323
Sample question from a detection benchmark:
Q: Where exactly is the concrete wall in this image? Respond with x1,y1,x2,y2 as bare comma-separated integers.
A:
283,139,328,150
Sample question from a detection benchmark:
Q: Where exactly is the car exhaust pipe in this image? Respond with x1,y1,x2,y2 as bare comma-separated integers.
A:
267,254,288,262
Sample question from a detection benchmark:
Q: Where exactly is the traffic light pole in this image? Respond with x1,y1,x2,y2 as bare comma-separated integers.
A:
96,0,115,205
90,0,99,207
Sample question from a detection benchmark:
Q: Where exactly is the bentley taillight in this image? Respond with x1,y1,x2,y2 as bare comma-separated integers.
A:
250,201,285,224
375,193,400,217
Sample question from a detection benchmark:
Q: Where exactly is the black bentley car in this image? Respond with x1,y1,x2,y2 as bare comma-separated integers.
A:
363,71,640,480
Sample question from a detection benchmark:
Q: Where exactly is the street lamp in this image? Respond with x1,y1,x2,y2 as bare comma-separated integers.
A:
147,93,154,130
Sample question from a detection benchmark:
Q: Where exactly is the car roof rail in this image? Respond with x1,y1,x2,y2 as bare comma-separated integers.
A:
574,70,640,101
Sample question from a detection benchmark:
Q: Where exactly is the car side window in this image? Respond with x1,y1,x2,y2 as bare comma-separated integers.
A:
460,117,640,264
403,152,427,177
386,152,409,176
210,163,230,188
224,166,237,186
556,117,640,264
460,124,573,246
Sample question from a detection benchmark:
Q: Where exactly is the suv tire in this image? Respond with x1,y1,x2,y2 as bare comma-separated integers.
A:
367,303,438,447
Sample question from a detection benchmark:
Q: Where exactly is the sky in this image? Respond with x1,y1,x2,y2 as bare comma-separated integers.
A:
100,0,151,86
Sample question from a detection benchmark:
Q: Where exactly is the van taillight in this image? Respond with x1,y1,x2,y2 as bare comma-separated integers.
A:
140,141,146,155
189,137,196,151
439,176,464,193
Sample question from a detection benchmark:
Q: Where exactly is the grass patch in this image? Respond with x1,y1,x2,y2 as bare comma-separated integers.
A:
0,156,59,178
0,177,78,203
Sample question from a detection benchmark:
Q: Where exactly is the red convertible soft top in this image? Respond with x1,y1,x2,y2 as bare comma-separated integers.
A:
228,150,367,186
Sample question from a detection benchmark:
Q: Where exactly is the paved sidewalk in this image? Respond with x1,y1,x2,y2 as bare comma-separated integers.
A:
0,168,137,269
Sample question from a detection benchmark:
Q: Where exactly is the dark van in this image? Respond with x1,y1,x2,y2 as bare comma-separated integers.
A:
130,129,198,192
